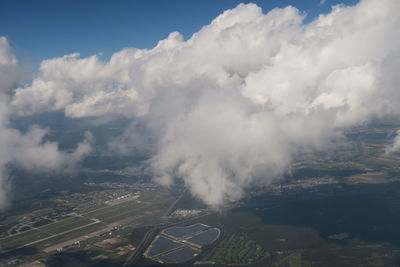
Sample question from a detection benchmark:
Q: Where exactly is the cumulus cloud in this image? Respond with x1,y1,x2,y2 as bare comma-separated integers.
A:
9,0,400,207
0,39,93,210
385,130,400,155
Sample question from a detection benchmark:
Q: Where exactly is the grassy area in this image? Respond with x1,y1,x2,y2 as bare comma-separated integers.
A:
101,204,145,223
82,201,145,222
1,201,145,251
30,201,147,249
202,233,268,265
138,189,158,202
284,252,302,267
83,201,141,218
32,222,106,249
0,229,52,249
280,251,313,267
38,217,93,235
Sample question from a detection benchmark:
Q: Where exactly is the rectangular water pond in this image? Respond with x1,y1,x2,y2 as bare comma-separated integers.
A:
146,236,183,257
186,228,220,247
158,246,199,263
162,223,209,238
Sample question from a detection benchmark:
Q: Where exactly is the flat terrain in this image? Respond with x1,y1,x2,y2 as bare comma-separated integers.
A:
0,199,147,252
3,123,400,266
144,223,219,264
202,232,268,265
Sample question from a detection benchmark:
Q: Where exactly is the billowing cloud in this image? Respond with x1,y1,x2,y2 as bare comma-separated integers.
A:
0,39,93,210
8,0,400,207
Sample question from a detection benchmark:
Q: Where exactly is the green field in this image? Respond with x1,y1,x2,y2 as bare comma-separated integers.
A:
32,222,106,249
1,200,146,251
138,189,158,202
285,252,302,267
38,217,93,234
0,229,52,249
202,233,268,264
282,251,313,267
101,204,145,223
82,200,146,222
0,217,96,249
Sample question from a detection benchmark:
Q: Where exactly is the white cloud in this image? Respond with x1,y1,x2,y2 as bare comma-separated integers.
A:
0,40,93,209
8,0,400,207
385,130,400,155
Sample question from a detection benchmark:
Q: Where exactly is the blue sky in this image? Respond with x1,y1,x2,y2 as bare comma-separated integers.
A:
0,0,359,64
